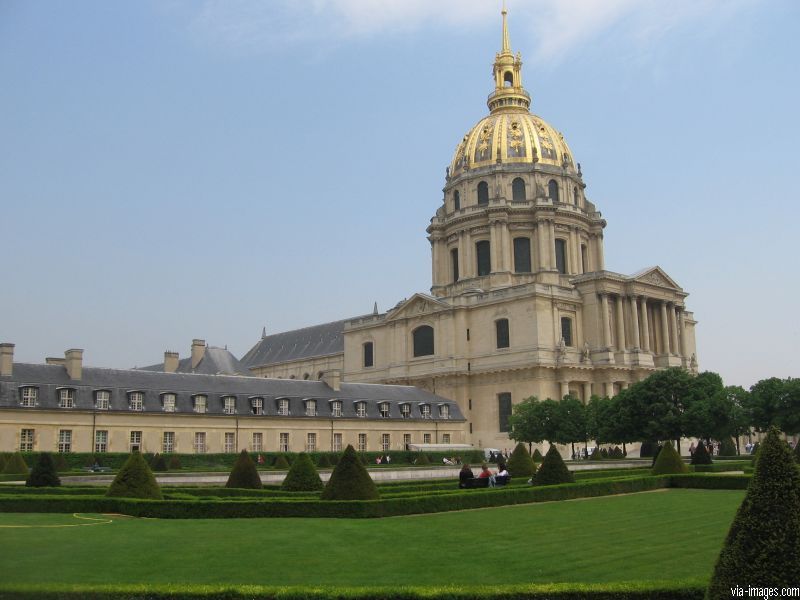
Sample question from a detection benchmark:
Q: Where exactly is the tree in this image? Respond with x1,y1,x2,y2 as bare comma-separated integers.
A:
281,453,323,491
747,377,796,433
706,427,800,598
106,452,162,499
506,442,536,478
651,441,688,475
690,441,713,465
508,396,560,449
682,372,727,441
226,450,263,489
26,453,61,487
532,444,574,486
554,395,587,458
321,444,379,500
2,452,29,475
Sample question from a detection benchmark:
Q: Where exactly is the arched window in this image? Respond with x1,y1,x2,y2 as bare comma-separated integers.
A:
450,247,459,283
548,179,560,203
581,244,588,273
504,71,513,87
477,181,489,206
555,239,567,274
573,186,579,206
512,177,526,202
412,326,434,357
453,190,460,211
561,317,573,347
476,240,491,276
363,342,374,368
495,318,510,349
513,237,531,273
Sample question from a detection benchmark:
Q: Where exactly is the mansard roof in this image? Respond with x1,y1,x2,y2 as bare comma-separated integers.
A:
0,363,464,421
240,318,355,369
139,346,248,376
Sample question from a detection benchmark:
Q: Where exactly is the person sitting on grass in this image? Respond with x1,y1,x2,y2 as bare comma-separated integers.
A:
458,464,474,488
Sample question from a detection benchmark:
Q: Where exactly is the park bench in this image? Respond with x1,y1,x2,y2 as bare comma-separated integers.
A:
460,475,510,489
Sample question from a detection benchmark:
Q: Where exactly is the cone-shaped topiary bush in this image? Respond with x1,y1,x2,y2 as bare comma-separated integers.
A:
150,453,168,472
691,441,713,465
53,453,69,472
639,440,656,458
719,438,737,457
706,427,800,598
26,452,60,487
533,445,574,486
321,444,379,500
0,453,7,472
507,442,536,477
317,453,331,468
106,452,162,499
226,450,263,489
652,441,688,475
590,447,603,461
532,448,543,462
2,452,29,475
273,454,290,469
281,452,324,491
167,455,182,470
415,452,430,465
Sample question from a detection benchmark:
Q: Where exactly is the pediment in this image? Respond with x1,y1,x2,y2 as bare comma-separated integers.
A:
630,266,682,290
386,294,449,321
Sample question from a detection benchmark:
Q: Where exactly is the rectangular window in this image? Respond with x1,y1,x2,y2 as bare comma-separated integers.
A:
277,398,289,416
20,387,38,407
305,400,317,417
439,404,450,419
423,433,432,444
442,433,451,444
356,402,366,418
162,393,176,413
400,403,410,419
224,432,235,453
194,395,207,414
251,397,264,415
498,392,512,433
129,392,144,411
94,430,108,453
251,432,263,453
95,390,110,410
555,239,567,274
58,389,74,409
421,404,431,419
129,431,142,452
513,237,532,273
403,433,411,449
476,240,491,277
381,433,390,451
20,428,34,452
194,432,206,454
162,431,175,454
279,432,289,453
451,247,459,282
333,433,342,452
58,429,72,453
581,244,588,273
223,397,236,415
363,342,374,368
331,401,342,417
561,317,573,347
357,433,367,452
306,433,316,452
379,403,390,418
496,319,510,349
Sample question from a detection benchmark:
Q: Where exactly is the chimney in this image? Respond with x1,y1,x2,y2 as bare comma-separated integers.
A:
0,343,13,377
164,351,179,373
321,369,341,392
46,357,66,366
64,348,83,380
191,339,206,370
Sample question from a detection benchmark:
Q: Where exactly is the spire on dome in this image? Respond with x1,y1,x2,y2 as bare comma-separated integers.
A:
488,5,530,114
501,1,511,54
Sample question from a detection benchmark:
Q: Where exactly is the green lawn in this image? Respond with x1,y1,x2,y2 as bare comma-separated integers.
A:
0,489,742,587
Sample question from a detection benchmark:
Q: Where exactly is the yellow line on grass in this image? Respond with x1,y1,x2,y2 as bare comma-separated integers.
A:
0,513,113,528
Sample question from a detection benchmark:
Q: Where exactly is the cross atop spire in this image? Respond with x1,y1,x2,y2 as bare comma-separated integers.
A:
488,5,531,114
501,1,511,54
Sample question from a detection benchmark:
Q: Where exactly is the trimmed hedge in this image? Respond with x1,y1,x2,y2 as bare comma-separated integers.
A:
533,445,574,486
2,452,29,474
652,442,688,475
321,445,379,501
226,450,263,489
690,442,712,466
106,452,162,499
506,443,537,478
281,453,323,492
25,453,60,487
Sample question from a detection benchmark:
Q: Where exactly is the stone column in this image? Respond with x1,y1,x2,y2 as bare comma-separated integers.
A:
600,293,612,349
489,222,499,273
640,297,650,351
614,295,626,351
560,381,570,400
595,233,605,270
583,382,592,403
501,222,512,273
660,301,671,355
629,296,641,348
548,221,557,270
605,381,615,398
678,308,688,357
669,304,680,356
536,221,548,271
569,228,579,274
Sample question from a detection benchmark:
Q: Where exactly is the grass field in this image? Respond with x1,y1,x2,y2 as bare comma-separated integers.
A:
0,489,743,587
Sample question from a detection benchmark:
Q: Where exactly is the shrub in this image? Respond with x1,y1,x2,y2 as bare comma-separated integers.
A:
639,440,656,458
2,452,29,475
150,453,168,472
273,455,290,469
600,448,609,459
532,448,543,462
317,454,331,468
281,453,324,492
415,453,430,465
321,444,379,500
0,453,7,471
651,444,663,467
226,450,263,489
793,441,800,465
691,441,713,465
652,441,688,475
706,427,800,598
589,448,602,461
719,437,737,457
106,452,162,499
506,443,536,478
168,455,182,470
329,453,340,466
533,445,574,486
53,453,70,472
25,453,61,487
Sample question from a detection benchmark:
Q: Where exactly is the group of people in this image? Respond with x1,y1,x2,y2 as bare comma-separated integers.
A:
375,455,391,465
458,462,509,488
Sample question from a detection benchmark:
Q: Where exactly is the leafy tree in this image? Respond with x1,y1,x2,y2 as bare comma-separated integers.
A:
554,395,587,458
506,442,536,477
226,450,263,489
106,452,162,499
651,441,688,475
273,455,290,469
508,396,560,449
281,452,323,491
706,427,800,598
2,452,29,475
26,453,60,487
321,444,379,500
691,441,713,465
532,444,574,486
746,377,800,434
682,372,728,441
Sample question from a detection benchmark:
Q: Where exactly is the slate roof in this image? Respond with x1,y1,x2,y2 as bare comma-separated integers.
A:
139,347,248,376
0,363,464,422
240,318,355,369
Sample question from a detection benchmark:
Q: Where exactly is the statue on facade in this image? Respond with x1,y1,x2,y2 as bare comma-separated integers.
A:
581,341,591,363
690,353,698,371
556,337,567,363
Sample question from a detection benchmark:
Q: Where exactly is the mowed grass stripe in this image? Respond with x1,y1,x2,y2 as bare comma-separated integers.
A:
0,489,743,586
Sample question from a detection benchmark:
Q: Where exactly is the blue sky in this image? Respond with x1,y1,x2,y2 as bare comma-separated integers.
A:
1,0,797,388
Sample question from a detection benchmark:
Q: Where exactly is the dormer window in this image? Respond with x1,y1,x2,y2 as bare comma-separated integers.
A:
58,388,75,409
355,401,367,418
193,395,207,414
439,404,450,419
129,392,144,411
250,397,264,415
305,399,317,417
95,390,110,410
223,396,237,415
277,398,290,416
331,400,342,417
379,402,390,418
400,403,410,419
420,404,431,419
20,386,38,407
162,393,176,413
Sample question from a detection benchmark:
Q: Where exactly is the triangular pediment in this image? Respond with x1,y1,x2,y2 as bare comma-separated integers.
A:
630,266,682,290
386,293,450,321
